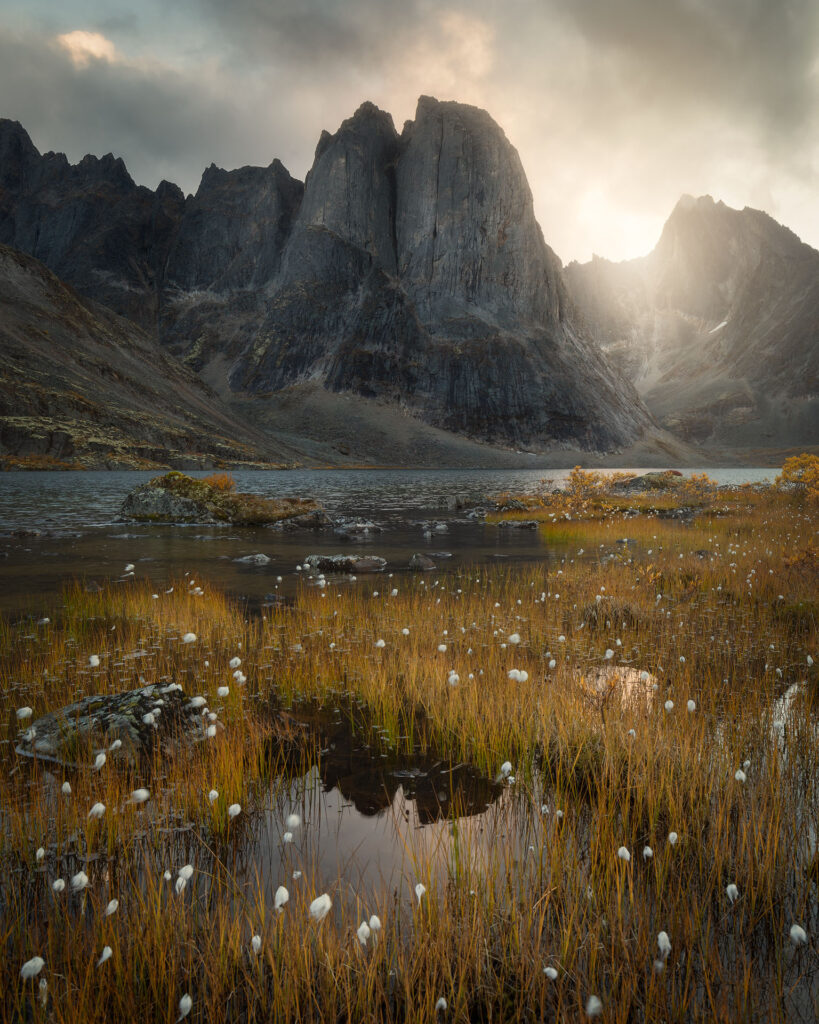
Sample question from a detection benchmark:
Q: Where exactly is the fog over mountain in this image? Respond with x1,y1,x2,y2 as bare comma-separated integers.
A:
565,195,819,451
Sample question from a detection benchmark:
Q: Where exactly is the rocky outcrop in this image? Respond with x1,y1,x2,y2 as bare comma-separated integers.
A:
0,104,655,459
119,472,323,524
565,196,819,449
15,683,214,767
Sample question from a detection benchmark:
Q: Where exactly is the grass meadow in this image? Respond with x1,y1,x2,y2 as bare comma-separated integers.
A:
1,477,817,1022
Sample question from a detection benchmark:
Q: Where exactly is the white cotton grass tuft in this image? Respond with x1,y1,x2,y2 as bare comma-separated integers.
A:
687,699,696,713
228,803,241,819
274,885,289,912
177,993,192,1021
21,956,45,979
369,914,382,933
16,706,33,720
61,781,71,796
356,920,371,946
435,997,448,1013
52,878,65,893
643,846,653,860
97,946,112,967
208,789,219,803
790,924,808,946
105,899,119,916
508,633,521,644
71,871,89,892
251,934,262,955
664,700,674,713
88,655,100,667
668,832,678,846
415,883,427,904
309,893,332,922
229,657,241,669
734,769,747,783
586,995,603,1017
88,802,106,820
217,686,229,698
128,788,150,805
181,633,196,644
726,884,739,904
617,846,631,863
286,813,301,829
543,966,558,980
657,931,671,958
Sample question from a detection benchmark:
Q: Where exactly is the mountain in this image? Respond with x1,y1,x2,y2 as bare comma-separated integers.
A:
0,243,308,469
0,101,657,461
565,196,819,450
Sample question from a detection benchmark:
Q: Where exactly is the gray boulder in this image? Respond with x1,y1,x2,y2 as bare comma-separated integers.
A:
303,553,386,573
409,552,436,570
120,483,218,523
15,683,216,767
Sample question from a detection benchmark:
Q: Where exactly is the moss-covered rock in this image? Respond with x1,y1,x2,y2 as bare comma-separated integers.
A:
14,683,215,767
119,471,324,525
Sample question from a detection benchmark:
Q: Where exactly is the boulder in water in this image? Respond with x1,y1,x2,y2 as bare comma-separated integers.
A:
303,554,386,573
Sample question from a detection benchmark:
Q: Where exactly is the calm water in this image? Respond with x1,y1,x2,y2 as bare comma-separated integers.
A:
0,468,775,616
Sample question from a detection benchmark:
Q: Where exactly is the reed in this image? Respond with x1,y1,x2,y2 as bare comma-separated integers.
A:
1,487,816,1022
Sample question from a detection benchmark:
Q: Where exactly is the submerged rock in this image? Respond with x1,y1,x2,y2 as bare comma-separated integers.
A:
496,520,539,529
15,684,217,767
303,554,386,574
235,553,271,564
409,553,436,571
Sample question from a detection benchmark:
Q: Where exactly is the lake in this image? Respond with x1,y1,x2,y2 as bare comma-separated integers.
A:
0,467,776,616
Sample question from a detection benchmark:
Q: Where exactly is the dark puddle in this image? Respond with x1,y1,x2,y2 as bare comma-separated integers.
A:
6,701,516,930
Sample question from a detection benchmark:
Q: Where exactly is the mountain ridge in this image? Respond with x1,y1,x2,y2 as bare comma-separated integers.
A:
0,99,658,460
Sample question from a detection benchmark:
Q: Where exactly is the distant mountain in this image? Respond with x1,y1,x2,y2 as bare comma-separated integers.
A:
565,196,819,449
0,101,657,461
0,243,306,469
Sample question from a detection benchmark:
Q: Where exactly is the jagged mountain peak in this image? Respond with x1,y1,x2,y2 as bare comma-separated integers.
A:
1,101,656,457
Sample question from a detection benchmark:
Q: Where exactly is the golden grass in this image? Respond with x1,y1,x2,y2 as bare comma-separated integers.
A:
1,490,817,1022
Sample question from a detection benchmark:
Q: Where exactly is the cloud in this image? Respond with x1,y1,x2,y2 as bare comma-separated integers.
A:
56,29,118,67
0,0,816,262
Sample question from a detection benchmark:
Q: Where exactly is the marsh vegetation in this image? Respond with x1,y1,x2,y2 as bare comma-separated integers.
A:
2,469,817,1022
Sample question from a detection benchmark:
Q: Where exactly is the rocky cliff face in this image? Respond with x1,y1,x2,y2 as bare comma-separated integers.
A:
565,196,819,449
0,102,654,456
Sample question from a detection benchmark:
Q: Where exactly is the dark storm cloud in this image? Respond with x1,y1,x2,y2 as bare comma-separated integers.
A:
0,0,816,260
0,27,266,194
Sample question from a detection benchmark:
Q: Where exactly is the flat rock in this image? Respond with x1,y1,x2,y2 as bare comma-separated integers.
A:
496,520,539,529
15,684,215,768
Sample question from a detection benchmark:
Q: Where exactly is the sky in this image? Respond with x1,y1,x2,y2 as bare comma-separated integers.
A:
0,0,817,264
